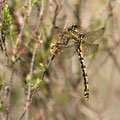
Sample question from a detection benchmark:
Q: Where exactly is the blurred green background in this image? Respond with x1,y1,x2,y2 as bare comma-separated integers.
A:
0,0,120,120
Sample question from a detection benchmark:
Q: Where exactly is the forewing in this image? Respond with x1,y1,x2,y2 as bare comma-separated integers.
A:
82,43,99,57
83,28,105,43
56,43,77,59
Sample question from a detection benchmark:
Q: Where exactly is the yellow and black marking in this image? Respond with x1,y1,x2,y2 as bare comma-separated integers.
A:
67,24,89,101
68,24,80,42
77,45,89,101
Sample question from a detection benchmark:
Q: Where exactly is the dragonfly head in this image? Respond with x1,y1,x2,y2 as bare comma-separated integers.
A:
68,24,78,31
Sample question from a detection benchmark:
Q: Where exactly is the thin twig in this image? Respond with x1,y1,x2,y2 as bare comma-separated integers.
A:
9,26,15,47
14,1,44,63
14,8,27,48
48,0,62,42
12,2,33,62
6,107,9,120
19,0,44,119
6,67,14,120
27,0,32,16
25,34,40,120
0,29,7,100
0,86,10,106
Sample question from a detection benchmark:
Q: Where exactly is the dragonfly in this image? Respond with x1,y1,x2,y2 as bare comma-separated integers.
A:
49,24,105,101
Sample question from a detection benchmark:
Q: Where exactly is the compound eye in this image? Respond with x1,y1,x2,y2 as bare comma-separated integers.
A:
68,25,72,31
73,24,78,28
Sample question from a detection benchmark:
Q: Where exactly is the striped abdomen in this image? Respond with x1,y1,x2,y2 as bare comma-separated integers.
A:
77,45,89,101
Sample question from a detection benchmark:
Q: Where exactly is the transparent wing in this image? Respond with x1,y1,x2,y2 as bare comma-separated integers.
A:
56,43,77,59
82,43,99,57
83,28,105,43
55,42,99,58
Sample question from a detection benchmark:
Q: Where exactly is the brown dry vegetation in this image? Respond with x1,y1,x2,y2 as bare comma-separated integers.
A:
0,0,120,120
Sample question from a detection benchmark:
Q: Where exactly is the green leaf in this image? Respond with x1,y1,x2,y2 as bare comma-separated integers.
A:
39,63,46,72
0,104,2,110
0,76,3,88
33,78,40,89
2,7,11,29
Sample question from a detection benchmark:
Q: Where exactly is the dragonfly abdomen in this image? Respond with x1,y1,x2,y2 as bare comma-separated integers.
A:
77,46,89,101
